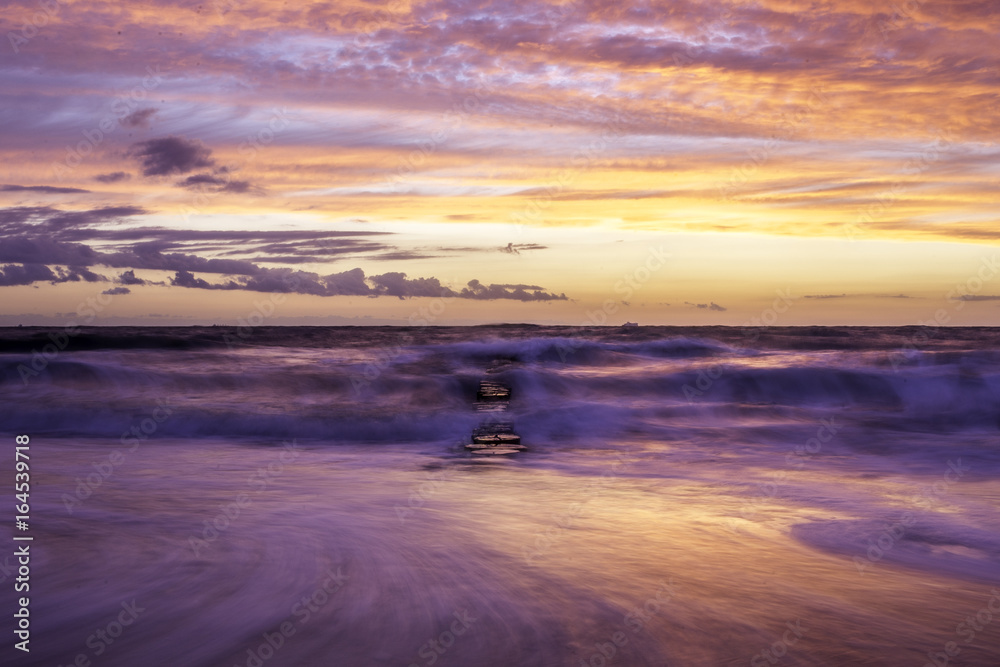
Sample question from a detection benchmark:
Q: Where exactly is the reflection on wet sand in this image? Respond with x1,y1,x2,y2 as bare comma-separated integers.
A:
13,437,1000,667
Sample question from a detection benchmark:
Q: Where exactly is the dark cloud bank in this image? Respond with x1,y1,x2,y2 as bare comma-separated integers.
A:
0,206,567,301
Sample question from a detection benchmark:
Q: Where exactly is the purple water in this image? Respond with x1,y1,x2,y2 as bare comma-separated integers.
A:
1,326,999,666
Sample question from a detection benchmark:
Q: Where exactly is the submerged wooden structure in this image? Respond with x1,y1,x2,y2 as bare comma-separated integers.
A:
466,369,525,455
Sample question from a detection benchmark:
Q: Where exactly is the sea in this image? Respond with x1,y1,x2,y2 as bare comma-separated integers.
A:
1,325,999,666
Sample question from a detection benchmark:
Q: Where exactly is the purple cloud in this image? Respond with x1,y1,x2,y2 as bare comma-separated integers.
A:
130,136,215,177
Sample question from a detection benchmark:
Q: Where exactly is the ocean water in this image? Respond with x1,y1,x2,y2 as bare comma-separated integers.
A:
1,325,999,666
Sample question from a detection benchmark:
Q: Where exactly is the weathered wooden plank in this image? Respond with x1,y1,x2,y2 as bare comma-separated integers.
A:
466,375,524,454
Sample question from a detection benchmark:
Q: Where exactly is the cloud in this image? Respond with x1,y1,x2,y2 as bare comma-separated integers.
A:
684,301,727,311
0,263,105,286
95,172,131,184
177,174,228,188
165,268,567,301
115,269,147,285
102,286,131,295
368,271,453,299
0,236,103,265
1,185,90,194
0,234,318,285
958,295,1000,301
43,206,147,231
0,263,57,286
170,270,216,290
0,207,394,263
373,251,441,261
0,206,146,237
224,235,398,263
803,293,913,300
130,136,215,177
459,280,566,301
500,242,548,254
53,265,106,283
0,206,571,300
122,108,157,128
0,0,996,300
117,247,261,275
176,173,255,194
512,188,674,201
319,268,373,296
219,180,253,194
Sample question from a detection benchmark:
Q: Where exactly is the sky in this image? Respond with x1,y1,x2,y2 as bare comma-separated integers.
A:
1,0,999,326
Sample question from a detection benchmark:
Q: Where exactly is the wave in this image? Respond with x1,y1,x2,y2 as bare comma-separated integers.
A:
2,328,999,443
792,516,1000,583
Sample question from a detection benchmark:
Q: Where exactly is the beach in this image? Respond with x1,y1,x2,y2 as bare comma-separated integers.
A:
2,326,999,666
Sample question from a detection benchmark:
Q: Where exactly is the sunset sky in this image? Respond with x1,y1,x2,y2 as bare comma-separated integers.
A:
1,0,998,325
